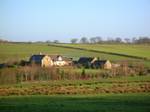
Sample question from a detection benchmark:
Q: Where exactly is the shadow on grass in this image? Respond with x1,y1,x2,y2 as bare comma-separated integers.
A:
0,94,150,112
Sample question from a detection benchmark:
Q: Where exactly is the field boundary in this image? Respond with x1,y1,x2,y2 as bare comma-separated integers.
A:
48,44,150,61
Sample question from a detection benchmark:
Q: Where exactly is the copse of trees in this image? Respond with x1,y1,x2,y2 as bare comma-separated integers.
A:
0,39,9,43
132,37,150,44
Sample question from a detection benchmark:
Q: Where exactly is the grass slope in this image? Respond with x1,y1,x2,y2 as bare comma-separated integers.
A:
0,43,137,63
0,94,150,112
58,44,150,59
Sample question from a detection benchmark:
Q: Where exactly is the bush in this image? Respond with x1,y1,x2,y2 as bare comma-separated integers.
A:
0,68,18,84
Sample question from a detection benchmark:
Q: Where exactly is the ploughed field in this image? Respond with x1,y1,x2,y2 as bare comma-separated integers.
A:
0,76,150,112
0,75,150,96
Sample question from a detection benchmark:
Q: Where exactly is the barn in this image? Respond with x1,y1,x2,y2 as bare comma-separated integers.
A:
92,60,112,69
78,57,97,68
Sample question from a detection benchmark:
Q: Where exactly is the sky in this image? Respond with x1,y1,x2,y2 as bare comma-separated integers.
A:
0,0,150,42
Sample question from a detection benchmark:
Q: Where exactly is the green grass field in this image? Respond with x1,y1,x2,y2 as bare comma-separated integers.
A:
0,94,150,112
0,43,150,112
0,43,150,67
57,44,150,59
0,43,135,62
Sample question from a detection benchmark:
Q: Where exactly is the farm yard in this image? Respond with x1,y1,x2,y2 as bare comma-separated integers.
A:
0,42,150,112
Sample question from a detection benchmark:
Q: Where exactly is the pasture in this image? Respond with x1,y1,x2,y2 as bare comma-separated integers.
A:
0,43,150,67
0,43,135,62
57,44,150,59
0,94,150,112
0,43,150,112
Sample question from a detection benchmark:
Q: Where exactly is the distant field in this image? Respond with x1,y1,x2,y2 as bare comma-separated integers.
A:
51,43,150,67
0,43,150,67
57,44,150,59
0,94,150,112
0,43,139,62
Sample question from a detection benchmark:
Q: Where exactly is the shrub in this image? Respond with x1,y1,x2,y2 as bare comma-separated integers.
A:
81,68,86,79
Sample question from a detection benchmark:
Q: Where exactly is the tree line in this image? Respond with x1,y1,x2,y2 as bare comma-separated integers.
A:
1,36,150,44
70,36,150,44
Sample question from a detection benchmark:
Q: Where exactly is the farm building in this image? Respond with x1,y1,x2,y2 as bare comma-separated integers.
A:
50,55,72,66
29,54,72,67
78,57,97,68
29,55,53,67
92,60,112,69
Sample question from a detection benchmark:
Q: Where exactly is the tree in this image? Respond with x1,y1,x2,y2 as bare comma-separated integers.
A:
107,37,115,43
90,37,96,43
132,37,137,43
80,37,89,44
70,38,78,44
136,37,150,44
53,40,59,43
46,40,51,43
95,36,102,43
115,37,122,43
90,36,102,44
124,38,130,43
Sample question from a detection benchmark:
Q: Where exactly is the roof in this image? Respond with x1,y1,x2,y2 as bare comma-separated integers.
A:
48,55,72,61
78,57,95,63
30,55,45,63
30,54,72,62
49,55,58,61
93,60,108,65
61,57,72,61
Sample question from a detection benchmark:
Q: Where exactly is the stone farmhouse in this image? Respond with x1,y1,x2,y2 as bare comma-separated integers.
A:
29,54,112,69
78,57,112,69
29,54,72,67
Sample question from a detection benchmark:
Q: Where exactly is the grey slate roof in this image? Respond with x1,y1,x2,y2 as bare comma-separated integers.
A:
29,55,45,63
78,57,95,64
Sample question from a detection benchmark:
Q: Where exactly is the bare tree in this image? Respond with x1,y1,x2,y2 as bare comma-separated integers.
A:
115,37,122,43
46,40,51,43
107,37,115,43
70,38,78,44
90,37,96,43
124,38,130,43
136,37,150,44
53,40,59,43
95,36,102,43
90,36,102,44
80,37,89,44
132,37,137,43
